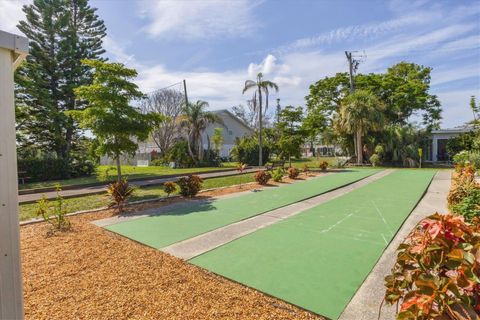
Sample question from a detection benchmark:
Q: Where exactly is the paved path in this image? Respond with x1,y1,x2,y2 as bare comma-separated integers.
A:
339,170,451,320
161,169,394,260
18,168,258,204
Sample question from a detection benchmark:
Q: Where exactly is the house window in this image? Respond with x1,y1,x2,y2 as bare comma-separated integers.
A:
229,130,233,135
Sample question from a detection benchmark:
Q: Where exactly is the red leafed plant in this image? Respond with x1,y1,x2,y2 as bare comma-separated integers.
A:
163,181,177,197
106,178,135,214
287,167,300,179
319,161,328,171
254,170,271,185
177,175,203,197
383,213,480,319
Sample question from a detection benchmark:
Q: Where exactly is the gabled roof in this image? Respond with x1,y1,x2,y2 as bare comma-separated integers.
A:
211,109,253,132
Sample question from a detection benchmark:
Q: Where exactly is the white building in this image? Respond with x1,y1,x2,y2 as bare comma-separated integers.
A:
103,109,252,165
425,125,474,162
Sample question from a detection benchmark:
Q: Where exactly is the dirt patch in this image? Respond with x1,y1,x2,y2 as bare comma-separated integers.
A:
21,174,325,319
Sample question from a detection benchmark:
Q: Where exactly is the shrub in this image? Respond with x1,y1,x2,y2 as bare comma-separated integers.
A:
35,185,71,234
230,136,270,166
150,159,164,166
18,158,69,182
272,167,284,182
237,162,247,188
303,164,309,175
287,167,300,179
254,170,271,185
319,161,328,171
448,164,480,222
163,181,177,197
177,175,203,197
369,154,381,167
106,179,135,214
452,189,480,222
453,150,480,170
383,213,480,319
163,140,195,167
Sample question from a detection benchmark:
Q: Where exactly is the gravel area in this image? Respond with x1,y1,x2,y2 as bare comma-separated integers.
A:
21,178,323,320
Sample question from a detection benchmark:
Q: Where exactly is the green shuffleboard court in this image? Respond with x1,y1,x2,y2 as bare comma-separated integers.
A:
105,169,378,248
190,170,436,319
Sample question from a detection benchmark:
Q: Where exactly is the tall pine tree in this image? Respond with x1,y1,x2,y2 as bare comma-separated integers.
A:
16,0,106,176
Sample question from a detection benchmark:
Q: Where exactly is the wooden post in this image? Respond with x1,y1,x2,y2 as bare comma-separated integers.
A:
0,30,28,320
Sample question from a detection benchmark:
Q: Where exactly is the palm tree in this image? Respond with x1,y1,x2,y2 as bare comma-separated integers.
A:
242,72,279,166
337,90,385,164
178,100,219,164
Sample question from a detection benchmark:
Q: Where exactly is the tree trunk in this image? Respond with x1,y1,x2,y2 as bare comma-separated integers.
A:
187,132,196,165
356,128,363,164
115,154,122,182
258,88,263,167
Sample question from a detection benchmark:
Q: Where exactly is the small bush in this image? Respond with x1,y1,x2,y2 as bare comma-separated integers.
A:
303,164,309,174
272,167,284,182
369,154,381,167
230,136,271,165
150,159,164,166
177,175,203,197
319,161,328,171
383,213,480,319
453,150,480,170
163,181,177,197
254,170,271,185
106,179,135,214
452,188,480,222
287,167,300,179
35,185,71,235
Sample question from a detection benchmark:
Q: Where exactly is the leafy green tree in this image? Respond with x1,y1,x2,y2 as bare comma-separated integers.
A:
178,100,219,164
242,72,279,166
277,106,305,167
336,90,385,164
15,0,106,173
306,62,442,129
70,60,161,181
302,106,327,156
470,96,479,124
212,127,224,156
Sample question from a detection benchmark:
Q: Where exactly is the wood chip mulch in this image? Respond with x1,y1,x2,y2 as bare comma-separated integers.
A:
21,175,324,320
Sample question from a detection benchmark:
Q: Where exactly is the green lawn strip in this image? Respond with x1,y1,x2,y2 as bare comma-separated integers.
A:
19,164,237,190
190,170,435,319
105,169,379,249
19,173,256,221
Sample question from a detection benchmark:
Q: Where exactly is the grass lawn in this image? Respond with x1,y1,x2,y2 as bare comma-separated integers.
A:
19,172,256,221
289,157,336,169
19,163,237,190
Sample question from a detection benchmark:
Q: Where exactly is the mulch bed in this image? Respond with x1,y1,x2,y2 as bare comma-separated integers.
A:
21,174,324,319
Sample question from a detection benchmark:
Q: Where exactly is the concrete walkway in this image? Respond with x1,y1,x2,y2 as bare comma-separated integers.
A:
161,169,394,260
339,170,451,320
18,168,258,204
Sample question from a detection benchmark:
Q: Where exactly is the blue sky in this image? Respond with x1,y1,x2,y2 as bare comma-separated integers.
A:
1,0,479,127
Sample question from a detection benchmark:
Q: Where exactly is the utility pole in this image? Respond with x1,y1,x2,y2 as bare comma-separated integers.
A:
0,30,28,320
183,79,189,106
345,51,355,93
345,50,365,164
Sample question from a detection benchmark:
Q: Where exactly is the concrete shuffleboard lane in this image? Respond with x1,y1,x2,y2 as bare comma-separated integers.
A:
103,169,379,249
190,170,436,320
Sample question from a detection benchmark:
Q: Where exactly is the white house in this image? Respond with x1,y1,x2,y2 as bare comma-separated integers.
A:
103,109,252,165
200,109,253,157
425,125,474,162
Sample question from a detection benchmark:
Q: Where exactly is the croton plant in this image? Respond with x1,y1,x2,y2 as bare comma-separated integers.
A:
384,213,480,319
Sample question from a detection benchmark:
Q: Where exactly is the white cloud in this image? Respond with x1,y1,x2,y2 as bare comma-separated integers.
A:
276,11,439,54
434,89,479,127
138,0,260,40
0,0,29,34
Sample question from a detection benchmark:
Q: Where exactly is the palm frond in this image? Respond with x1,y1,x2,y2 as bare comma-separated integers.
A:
242,80,257,94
